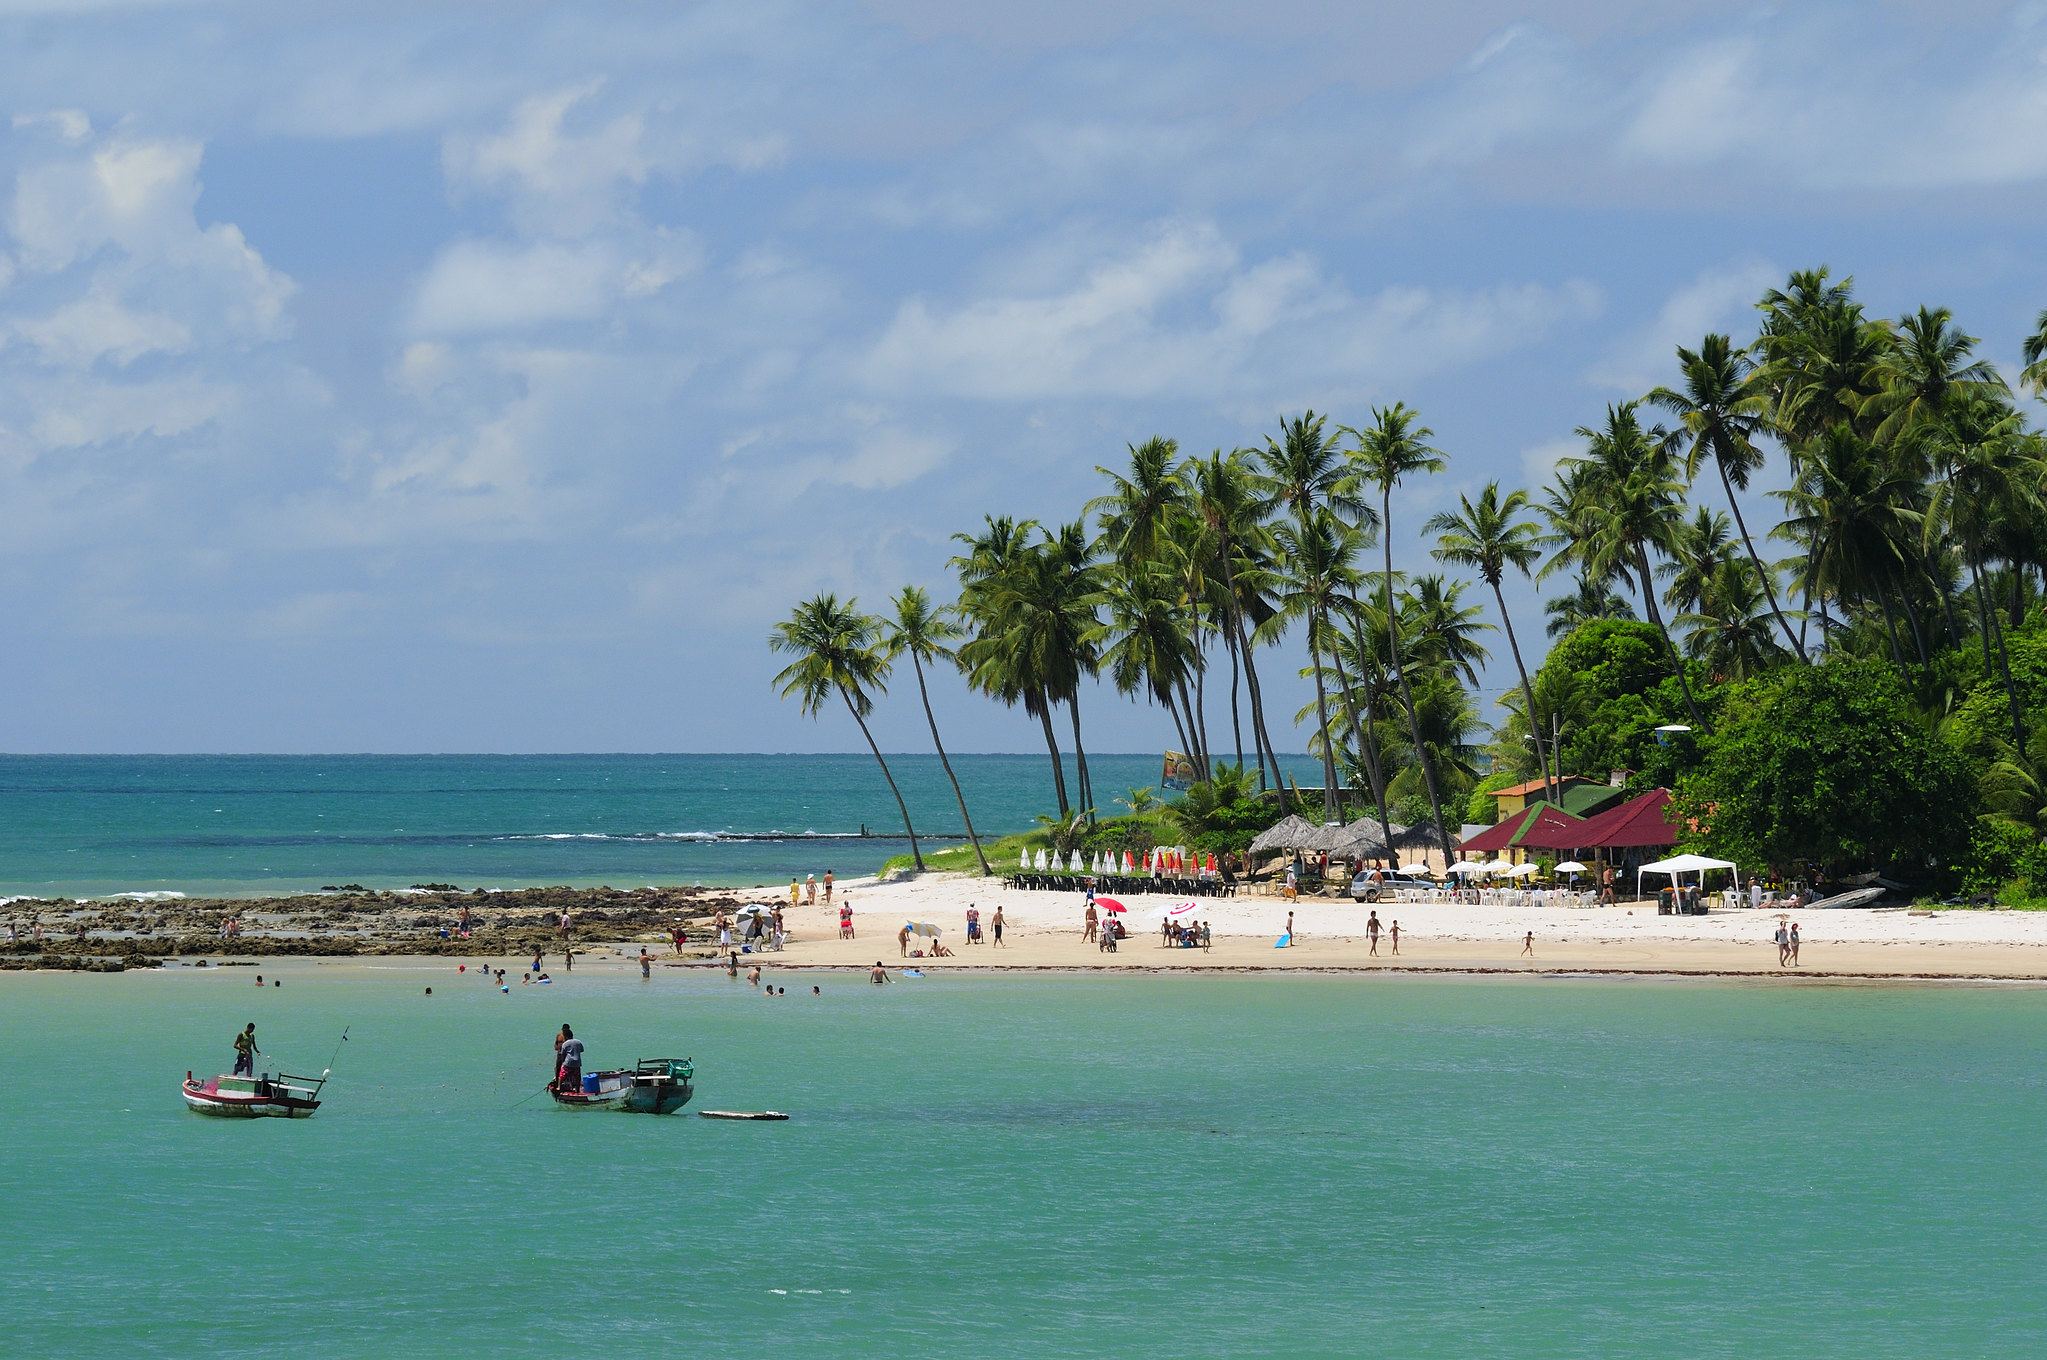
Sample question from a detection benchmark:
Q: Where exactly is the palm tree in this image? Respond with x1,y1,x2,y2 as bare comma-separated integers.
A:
1267,508,1367,821
1772,424,1925,669
1090,567,1203,768
950,516,1070,816
1256,410,1371,531
1189,448,1289,801
1647,333,1805,658
769,594,923,871
1866,306,2006,448
1087,436,1186,566
1674,559,1785,680
1426,481,1556,805
1345,403,1455,860
1659,507,1737,618
879,586,990,876
1548,402,1703,726
2022,307,2047,397
1543,577,1633,638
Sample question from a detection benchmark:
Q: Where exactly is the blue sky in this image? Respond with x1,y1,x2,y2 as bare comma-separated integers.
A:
4,0,2047,754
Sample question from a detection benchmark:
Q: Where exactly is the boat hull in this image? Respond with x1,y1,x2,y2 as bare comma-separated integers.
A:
182,1077,321,1118
547,1062,694,1115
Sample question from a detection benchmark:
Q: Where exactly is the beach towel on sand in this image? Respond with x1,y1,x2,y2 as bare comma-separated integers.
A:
1274,934,1290,949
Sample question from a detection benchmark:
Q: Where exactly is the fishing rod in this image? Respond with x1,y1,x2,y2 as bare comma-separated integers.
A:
322,1026,350,1077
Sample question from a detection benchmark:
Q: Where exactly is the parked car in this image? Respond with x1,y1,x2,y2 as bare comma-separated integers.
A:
1348,870,1434,903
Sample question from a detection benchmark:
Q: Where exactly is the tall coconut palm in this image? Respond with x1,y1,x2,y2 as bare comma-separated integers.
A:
1267,508,1367,821
1189,448,1289,801
1088,435,1186,566
769,594,923,871
1647,332,1805,658
1090,567,1203,770
2022,308,2047,397
950,516,1069,816
1548,402,1703,726
1866,306,2007,448
1256,410,1371,531
1344,403,1455,860
1658,507,1737,618
1771,424,1925,669
1426,481,1556,805
1543,577,1634,638
1674,558,1785,681
879,585,990,875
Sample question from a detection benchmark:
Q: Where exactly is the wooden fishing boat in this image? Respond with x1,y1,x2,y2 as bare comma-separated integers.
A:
182,1069,328,1118
548,1058,694,1114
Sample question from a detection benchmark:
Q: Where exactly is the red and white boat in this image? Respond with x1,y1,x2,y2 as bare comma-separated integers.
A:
182,1069,329,1118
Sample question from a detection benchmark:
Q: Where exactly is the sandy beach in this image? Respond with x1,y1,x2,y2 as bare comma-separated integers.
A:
13,872,2047,981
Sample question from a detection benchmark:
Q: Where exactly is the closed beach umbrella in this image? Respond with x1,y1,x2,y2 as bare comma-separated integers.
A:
1096,897,1128,914
1019,850,1029,871
1123,850,1136,872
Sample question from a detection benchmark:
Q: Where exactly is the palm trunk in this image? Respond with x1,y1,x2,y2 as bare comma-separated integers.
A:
1067,698,1095,823
1218,546,1286,799
1307,605,1339,822
910,654,988,875
1718,456,1804,662
1383,488,1453,860
1897,582,1929,666
1635,543,1703,726
1971,555,2028,752
1492,577,1554,807
1224,624,1246,771
842,687,921,871
1330,626,1395,861
1875,588,1906,672
1037,702,1069,818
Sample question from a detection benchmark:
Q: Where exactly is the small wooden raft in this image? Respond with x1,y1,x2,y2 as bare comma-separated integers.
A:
699,1110,790,1121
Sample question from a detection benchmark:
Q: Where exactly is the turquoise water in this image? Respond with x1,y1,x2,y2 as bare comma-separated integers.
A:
0,753,1323,899
1,969,2041,1356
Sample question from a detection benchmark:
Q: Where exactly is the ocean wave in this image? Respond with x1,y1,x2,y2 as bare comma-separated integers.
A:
108,891,187,901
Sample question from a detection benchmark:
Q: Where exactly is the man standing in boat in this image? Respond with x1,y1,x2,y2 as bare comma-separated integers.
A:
232,1023,257,1076
554,1024,584,1093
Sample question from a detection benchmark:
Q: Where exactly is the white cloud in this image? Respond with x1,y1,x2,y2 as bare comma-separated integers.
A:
857,221,1602,405
443,80,649,235
1586,258,1778,393
408,235,695,334
10,108,91,143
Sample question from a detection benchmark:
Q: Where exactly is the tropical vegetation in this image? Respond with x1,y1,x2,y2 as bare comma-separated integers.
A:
779,268,2047,902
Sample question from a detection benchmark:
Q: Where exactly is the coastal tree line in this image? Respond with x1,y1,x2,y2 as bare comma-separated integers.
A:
773,269,2047,897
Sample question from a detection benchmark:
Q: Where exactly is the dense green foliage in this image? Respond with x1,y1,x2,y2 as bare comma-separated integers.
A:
1676,661,1974,875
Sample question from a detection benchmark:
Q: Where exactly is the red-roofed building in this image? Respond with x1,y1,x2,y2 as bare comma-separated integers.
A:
1458,804,1586,862
1517,787,1679,852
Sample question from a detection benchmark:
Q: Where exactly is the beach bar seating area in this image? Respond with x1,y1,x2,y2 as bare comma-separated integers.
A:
1005,845,1236,897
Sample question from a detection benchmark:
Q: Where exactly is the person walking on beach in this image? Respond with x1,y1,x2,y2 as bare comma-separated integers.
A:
966,904,982,945
789,879,801,907
1285,910,1295,946
1389,921,1401,956
1789,922,1802,966
772,904,785,941
1083,900,1098,943
1599,866,1616,906
232,1023,257,1077
1521,931,1534,957
1773,921,1789,966
805,874,817,906
823,869,834,905
839,901,854,939
1367,911,1382,956
991,905,1005,947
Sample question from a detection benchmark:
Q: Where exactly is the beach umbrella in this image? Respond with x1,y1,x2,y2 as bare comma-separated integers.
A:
1123,850,1136,872
1206,852,1218,874
1447,861,1486,876
1096,897,1128,914
904,921,941,937
1504,862,1541,878
1168,901,1196,915
1553,861,1589,874
1035,849,1049,871
1399,862,1433,875
737,903,771,916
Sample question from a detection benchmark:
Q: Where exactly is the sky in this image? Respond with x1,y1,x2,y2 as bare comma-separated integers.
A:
4,0,2047,754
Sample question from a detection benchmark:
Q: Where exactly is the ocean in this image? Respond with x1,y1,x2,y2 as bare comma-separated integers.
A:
0,967,2040,1357
0,753,1325,900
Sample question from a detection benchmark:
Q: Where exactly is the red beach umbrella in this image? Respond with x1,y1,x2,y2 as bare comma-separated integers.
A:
1096,897,1128,914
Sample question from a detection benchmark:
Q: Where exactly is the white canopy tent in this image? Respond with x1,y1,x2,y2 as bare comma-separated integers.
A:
1637,852,1739,901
